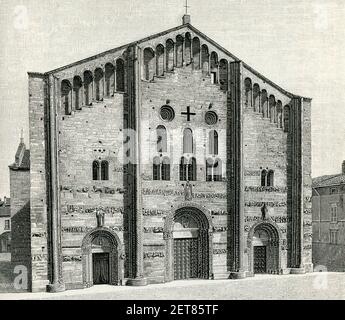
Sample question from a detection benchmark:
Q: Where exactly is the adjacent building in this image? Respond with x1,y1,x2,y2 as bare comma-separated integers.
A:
0,197,11,254
11,14,312,292
312,161,345,271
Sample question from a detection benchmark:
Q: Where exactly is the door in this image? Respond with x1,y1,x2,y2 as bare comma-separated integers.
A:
93,253,110,284
254,246,267,274
173,238,198,280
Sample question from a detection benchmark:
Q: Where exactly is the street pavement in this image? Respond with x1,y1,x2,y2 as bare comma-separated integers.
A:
0,272,344,300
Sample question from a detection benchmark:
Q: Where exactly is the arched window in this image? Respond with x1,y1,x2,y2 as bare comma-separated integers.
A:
176,35,184,67
101,160,109,180
153,156,161,180
192,37,200,69
93,161,100,180
253,83,260,113
209,130,218,155
188,157,197,181
156,44,165,76
166,39,174,71
116,59,125,92
162,157,170,181
261,90,268,118
84,71,93,106
185,33,191,65
179,157,187,181
183,128,193,154
73,76,82,111
143,47,155,80
283,105,290,132
213,159,222,181
267,170,274,186
269,95,276,123
61,80,72,115
201,44,209,74
105,63,115,97
157,125,167,153
219,59,228,91
244,78,252,108
261,170,267,187
206,158,213,181
210,52,218,84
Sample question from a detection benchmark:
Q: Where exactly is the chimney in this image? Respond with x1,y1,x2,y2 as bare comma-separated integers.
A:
182,14,191,25
342,160,345,175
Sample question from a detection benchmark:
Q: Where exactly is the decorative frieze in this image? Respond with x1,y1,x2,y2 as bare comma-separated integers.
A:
63,255,82,262
32,254,47,261
61,185,125,194
143,251,165,259
244,186,287,193
213,248,227,254
244,216,291,223
211,210,227,215
66,205,124,215
142,188,226,199
31,232,47,238
143,227,164,233
213,226,229,232
245,201,287,207
142,208,168,216
61,225,126,233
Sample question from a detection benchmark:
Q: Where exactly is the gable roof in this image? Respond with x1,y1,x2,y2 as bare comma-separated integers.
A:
43,22,302,99
312,174,345,188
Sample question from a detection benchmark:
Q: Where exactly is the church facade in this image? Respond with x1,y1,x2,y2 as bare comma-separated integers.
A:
17,15,313,292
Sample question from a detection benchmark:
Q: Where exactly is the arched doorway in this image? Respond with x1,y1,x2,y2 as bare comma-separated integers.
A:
82,228,122,287
248,222,281,275
164,205,212,281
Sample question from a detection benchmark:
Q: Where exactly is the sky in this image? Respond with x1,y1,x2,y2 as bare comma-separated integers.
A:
0,0,344,197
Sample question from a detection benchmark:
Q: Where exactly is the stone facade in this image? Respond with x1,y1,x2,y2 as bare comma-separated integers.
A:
19,15,312,292
312,162,345,271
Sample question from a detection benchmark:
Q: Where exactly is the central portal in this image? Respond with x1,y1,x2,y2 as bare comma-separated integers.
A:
172,207,209,280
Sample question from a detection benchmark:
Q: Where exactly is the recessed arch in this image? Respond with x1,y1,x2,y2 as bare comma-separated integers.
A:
143,47,155,80
94,68,104,101
244,77,253,108
176,35,184,67
269,95,276,123
83,70,93,106
201,44,209,74
61,79,72,115
219,59,228,91
261,89,268,118
163,205,213,281
105,63,115,97
184,32,192,65
247,221,282,275
81,227,123,287
192,37,201,69
116,59,125,92
253,83,260,112
156,44,165,76
73,76,82,111
166,39,174,71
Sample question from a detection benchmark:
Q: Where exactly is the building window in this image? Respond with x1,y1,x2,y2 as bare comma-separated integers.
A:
180,157,196,181
183,128,194,154
93,160,109,181
330,230,338,244
261,169,274,187
4,220,10,230
180,157,188,181
157,125,167,152
208,130,218,155
101,161,109,180
116,59,125,92
331,205,338,223
93,161,100,180
161,157,170,181
206,158,213,181
153,156,161,180
188,157,197,181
